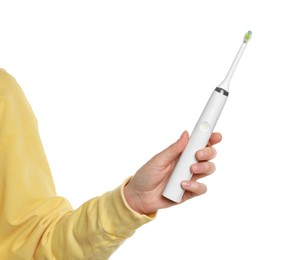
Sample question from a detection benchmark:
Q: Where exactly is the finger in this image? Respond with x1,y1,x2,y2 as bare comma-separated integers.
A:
195,146,217,161
207,132,222,146
153,131,189,165
190,162,216,176
181,181,207,199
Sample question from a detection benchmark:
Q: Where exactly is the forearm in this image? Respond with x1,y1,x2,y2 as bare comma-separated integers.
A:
36,180,155,259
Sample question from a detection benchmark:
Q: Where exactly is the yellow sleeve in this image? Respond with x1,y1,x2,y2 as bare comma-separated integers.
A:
38,180,155,259
0,69,155,260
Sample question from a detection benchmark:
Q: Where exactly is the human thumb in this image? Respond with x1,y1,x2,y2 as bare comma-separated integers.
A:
155,131,189,165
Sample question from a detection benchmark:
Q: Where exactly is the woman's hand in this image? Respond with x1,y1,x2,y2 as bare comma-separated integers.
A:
124,131,222,215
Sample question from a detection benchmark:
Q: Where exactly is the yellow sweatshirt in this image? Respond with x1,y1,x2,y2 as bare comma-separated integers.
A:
0,69,154,259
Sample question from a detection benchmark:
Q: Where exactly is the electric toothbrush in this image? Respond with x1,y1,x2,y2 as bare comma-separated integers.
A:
162,31,252,203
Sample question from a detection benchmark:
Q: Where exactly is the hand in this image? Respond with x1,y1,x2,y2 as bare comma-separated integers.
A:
124,131,222,215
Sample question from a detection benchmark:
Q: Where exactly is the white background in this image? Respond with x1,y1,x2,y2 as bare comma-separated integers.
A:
1,1,284,259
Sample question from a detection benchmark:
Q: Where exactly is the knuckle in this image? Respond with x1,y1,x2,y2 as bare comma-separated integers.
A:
209,146,217,158
209,162,216,173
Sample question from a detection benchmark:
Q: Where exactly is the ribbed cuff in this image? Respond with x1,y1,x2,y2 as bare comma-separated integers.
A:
98,177,156,239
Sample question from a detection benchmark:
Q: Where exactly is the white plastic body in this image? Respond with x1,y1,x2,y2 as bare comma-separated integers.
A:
162,88,228,203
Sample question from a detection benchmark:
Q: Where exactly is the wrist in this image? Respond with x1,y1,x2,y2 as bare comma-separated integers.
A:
123,178,157,217
123,182,143,214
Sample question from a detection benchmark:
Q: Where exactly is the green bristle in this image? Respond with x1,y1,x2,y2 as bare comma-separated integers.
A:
244,31,252,43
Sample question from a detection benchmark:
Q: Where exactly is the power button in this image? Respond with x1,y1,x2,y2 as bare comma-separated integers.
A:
199,121,211,131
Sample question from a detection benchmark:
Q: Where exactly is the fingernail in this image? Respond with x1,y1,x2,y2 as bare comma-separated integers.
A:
191,164,200,172
179,131,187,140
198,150,206,159
181,181,191,189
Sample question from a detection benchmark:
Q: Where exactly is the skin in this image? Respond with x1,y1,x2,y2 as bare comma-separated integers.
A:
124,131,222,215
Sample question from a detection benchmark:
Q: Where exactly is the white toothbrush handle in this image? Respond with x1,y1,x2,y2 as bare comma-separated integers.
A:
162,88,228,203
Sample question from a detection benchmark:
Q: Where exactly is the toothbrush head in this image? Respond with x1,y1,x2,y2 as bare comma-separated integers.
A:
244,31,252,43
220,30,252,88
